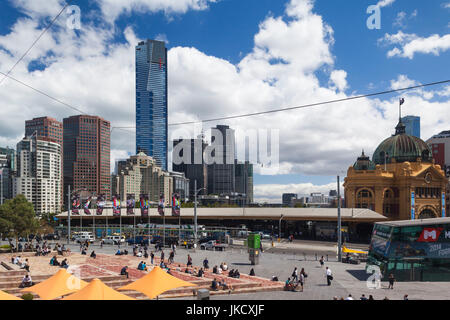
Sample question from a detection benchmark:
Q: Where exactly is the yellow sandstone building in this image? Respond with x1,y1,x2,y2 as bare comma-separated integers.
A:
344,120,447,221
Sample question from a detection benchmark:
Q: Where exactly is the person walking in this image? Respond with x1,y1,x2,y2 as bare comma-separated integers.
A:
160,250,165,263
388,273,395,289
319,256,324,268
187,254,193,267
298,272,304,292
150,251,154,265
291,267,298,282
325,267,333,286
300,268,308,283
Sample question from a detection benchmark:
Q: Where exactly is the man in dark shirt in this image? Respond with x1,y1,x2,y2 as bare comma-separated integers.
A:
211,278,218,291
121,266,129,278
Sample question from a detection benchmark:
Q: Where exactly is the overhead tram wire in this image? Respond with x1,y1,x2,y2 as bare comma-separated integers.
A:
0,71,86,115
0,69,447,131
0,70,133,135
0,1,71,85
113,79,450,128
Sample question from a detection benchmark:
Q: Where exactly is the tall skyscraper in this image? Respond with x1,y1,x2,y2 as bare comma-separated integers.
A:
13,136,62,214
172,137,208,200
401,116,420,138
207,125,236,195
63,115,111,199
135,39,168,170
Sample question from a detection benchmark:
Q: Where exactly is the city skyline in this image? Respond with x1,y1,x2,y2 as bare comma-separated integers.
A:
0,0,448,203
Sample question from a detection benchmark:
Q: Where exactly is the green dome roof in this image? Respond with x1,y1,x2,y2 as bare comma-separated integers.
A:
372,121,432,165
353,150,376,170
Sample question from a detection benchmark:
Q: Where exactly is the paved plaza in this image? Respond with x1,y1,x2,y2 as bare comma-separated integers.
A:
2,240,450,300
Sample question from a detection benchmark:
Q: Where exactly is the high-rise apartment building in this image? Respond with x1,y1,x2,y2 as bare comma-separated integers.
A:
25,117,63,146
172,137,208,200
0,147,15,203
13,136,62,214
401,116,420,139
25,116,63,203
427,130,450,176
170,171,190,202
136,39,168,170
235,160,253,204
207,125,236,195
63,115,111,199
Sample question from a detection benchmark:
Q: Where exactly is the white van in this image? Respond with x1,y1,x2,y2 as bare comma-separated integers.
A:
74,232,95,243
102,235,125,245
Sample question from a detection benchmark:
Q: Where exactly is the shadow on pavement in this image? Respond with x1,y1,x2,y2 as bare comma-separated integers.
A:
346,269,369,281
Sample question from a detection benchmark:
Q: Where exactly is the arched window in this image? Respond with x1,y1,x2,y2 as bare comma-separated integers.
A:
356,189,374,209
418,208,437,219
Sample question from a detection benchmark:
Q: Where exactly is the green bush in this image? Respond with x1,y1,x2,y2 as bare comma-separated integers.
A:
21,293,34,300
0,245,11,249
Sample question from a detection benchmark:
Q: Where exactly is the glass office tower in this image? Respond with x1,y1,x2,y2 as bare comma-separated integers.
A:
401,116,420,139
135,39,168,170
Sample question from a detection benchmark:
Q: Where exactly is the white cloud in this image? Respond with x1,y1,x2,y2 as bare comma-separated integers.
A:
96,0,217,22
329,70,348,92
376,0,395,8
380,31,450,59
390,74,417,90
393,11,407,28
155,33,169,44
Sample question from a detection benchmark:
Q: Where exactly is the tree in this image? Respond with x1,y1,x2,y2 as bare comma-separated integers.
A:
40,212,59,231
0,195,39,248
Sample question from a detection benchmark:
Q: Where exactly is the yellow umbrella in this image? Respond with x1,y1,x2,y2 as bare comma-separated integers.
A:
0,290,22,300
62,279,135,300
118,266,196,299
342,246,368,255
22,269,88,300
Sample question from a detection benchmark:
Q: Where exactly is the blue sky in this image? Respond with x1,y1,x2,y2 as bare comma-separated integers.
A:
0,0,448,202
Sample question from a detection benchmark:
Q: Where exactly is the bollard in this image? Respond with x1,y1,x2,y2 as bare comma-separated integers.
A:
315,253,317,261
326,254,328,261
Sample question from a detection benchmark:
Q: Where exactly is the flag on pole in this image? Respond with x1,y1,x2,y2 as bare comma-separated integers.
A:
83,197,92,215
96,194,105,215
158,194,165,216
72,195,80,215
140,194,149,217
127,194,135,216
113,195,121,217
172,193,180,217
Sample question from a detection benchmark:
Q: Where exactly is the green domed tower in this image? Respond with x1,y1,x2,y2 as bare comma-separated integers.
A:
372,120,432,165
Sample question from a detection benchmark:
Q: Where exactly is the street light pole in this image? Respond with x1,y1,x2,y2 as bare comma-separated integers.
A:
194,180,198,245
0,169,3,205
67,185,71,245
337,175,342,262
278,214,284,242
194,179,206,247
